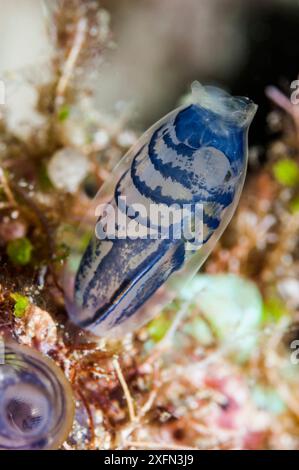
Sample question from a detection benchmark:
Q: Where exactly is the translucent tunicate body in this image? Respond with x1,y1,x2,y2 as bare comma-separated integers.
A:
0,341,74,450
64,82,257,338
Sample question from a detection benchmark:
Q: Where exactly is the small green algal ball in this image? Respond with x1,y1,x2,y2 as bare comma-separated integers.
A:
10,293,30,318
273,159,299,187
6,237,33,266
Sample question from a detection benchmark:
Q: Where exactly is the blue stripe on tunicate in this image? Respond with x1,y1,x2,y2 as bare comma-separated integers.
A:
163,131,195,157
114,170,130,212
132,140,207,205
115,149,235,227
81,238,164,309
114,171,159,229
112,241,186,326
174,105,246,165
115,169,218,235
130,120,236,207
132,155,235,207
114,170,157,229
203,211,221,230
78,238,185,326
174,105,204,148
74,237,94,292
146,127,196,190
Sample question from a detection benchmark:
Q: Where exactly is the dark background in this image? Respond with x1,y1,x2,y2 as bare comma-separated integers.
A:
100,0,299,151
230,3,299,147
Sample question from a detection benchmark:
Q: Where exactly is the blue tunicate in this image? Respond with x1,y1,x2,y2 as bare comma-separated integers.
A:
64,82,257,337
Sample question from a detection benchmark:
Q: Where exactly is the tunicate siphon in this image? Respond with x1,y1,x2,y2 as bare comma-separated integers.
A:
0,340,74,450
64,82,257,337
